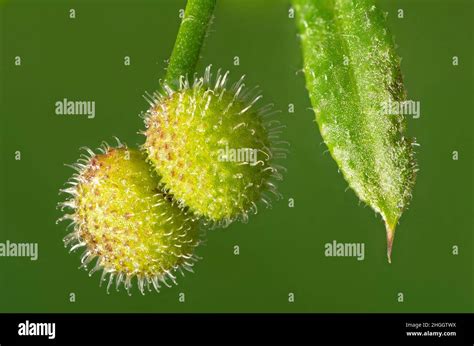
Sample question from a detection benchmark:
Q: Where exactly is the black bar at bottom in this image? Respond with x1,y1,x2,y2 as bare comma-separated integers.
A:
0,313,472,345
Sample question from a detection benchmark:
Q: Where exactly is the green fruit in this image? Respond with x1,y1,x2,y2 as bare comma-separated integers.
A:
58,142,200,294
292,0,417,262
143,66,286,226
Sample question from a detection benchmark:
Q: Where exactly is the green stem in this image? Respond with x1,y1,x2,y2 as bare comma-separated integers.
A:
164,0,216,87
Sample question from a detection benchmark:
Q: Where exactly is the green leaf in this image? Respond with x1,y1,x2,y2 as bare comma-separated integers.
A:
293,0,417,262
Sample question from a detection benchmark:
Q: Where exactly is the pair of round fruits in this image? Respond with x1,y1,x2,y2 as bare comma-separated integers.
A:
58,67,285,295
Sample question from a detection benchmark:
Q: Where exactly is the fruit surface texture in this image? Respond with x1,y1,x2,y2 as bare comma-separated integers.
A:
144,67,285,225
59,144,200,294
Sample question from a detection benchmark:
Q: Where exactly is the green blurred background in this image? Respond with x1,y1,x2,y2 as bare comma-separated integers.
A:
0,0,472,312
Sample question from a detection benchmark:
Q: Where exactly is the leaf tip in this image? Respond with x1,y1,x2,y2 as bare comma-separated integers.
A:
385,222,395,264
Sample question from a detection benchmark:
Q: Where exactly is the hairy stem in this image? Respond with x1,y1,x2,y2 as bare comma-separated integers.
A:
165,0,216,86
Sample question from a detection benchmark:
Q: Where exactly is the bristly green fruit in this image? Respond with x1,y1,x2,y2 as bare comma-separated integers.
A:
293,0,417,262
58,142,200,294
143,66,287,226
